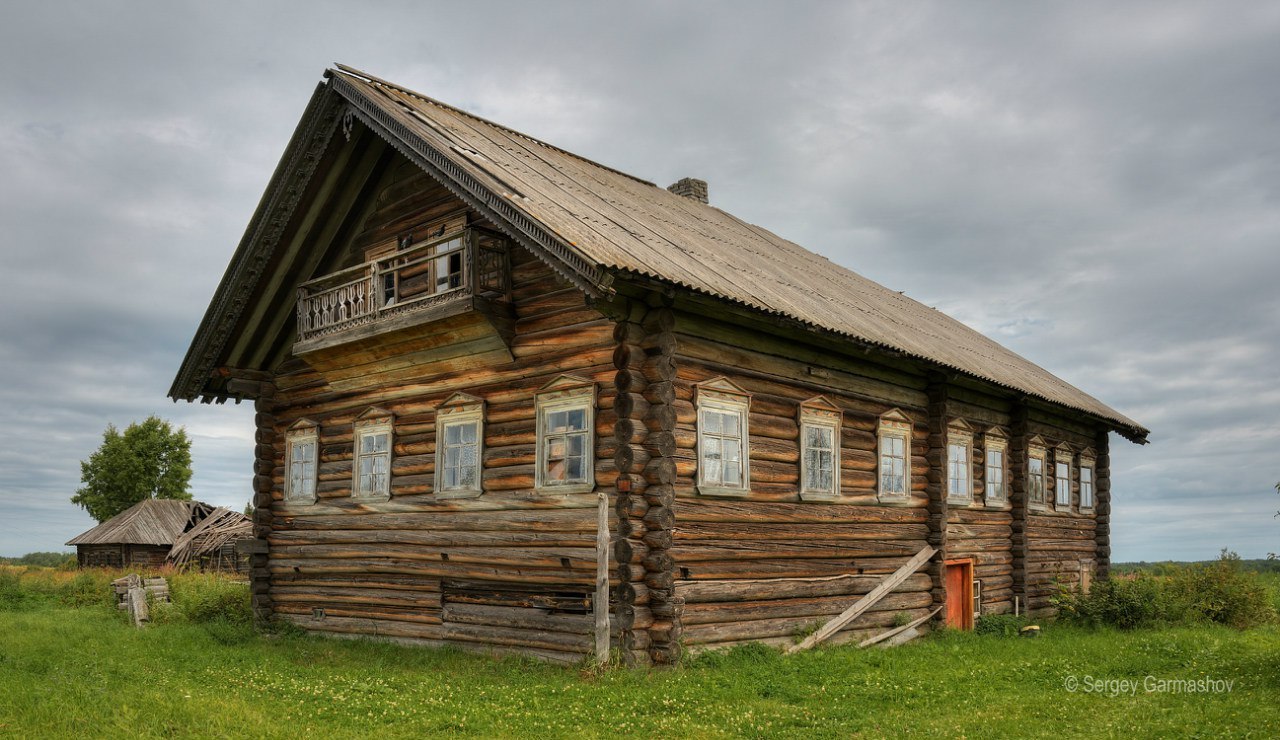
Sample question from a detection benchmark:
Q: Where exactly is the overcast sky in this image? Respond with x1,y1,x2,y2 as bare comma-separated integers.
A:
1,2,1276,560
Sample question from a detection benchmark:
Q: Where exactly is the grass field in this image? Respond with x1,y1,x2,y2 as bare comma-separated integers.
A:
1,598,1278,738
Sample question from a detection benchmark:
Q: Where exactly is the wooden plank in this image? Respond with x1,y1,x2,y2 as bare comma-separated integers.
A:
786,545,935,654
857,606,941,648
594,491,610,665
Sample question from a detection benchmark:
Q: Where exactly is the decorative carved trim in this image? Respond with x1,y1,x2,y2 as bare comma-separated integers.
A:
171,84,346,401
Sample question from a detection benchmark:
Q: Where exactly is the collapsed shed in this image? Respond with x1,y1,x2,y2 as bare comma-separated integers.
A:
66,499,251,572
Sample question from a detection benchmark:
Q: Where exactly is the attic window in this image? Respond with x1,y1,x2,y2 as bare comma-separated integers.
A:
877,410,912,500
1079,450,1096,510
284,420,319,505
535,377,596,494
1027,437,1047,508
353,408,393,501
947,420,974,503
696,378,751,498
984,428,1008,504
435,393,484,499
1055,444,1073,509
798,397,841,501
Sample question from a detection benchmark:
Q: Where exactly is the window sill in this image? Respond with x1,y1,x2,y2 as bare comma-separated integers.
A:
436,488,483,500
698,485,751,498
282,496,317,507
351,493,391,503
798,489,839,502
535,482,595,495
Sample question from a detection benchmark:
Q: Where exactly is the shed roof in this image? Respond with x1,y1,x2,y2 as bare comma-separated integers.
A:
170,65,1146,441
167,507,252,566
66,499,212,547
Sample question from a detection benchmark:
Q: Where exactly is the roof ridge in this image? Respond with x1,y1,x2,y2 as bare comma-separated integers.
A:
331,64,658,189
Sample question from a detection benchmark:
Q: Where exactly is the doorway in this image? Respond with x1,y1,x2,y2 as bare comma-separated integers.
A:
945,559,974,630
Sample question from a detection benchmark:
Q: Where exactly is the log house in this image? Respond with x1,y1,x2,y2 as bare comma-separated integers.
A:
170,66,1147,664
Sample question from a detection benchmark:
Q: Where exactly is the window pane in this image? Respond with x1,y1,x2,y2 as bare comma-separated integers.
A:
460,422,477,445
702,410,722,435
723,411,741,437
565,408,586,431
567,433,585,457
548,410,567,433
723,459,741,485
445,424,462,444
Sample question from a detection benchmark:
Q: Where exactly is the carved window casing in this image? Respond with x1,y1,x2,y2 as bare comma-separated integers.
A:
1055,443,1074,509
284,419,319,505
435,393,484,499
696,378,752,497
983,428,1008,504
1079,449,1096,510
799,396,842,501
947,419,975,503
877,409,912,500
352,408,394,501
1027,436,1047,508
535,376,596,494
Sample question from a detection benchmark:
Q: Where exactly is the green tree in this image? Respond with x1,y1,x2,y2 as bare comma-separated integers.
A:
71,416,193,522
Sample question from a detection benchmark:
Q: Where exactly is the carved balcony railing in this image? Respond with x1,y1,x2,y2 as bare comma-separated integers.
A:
296,227,511,345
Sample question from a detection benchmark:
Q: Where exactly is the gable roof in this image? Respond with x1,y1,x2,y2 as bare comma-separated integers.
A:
171,65,1146,442
66,499,212,547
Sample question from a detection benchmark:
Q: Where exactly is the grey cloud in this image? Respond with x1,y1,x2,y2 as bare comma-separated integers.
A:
1,1,1276,559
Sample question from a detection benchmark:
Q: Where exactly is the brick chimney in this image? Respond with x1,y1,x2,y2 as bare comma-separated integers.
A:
667,177,708,204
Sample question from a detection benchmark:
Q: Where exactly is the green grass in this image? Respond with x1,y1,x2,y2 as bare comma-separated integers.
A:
1,604,1278,738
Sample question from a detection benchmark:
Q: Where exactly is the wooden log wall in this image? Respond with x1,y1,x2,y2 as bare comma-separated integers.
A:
251,387,277,623
264,226,622,662
944,386,1015,617
669,320,937,651
1020,410,1106,614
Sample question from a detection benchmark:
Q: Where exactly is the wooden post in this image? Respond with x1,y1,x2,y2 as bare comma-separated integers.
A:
594,491,611,665
1009,400,1030,609
925,377,949,620
1094,428,1112,580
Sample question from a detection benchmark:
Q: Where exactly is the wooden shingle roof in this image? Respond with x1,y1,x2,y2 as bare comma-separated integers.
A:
66,499,211,547
170,65,1146,441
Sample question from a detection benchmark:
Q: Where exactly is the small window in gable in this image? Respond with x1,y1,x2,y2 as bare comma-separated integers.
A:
696,378,751,497
435,393,484,499
947,419,975,502
877,409,912,500
535,376,595,494
284,419,319,505
984,428,1008,504
353,408,393,501
1079,449,1096,510
799,396,841,500
1027,436,1047,508
1055,443,1073,509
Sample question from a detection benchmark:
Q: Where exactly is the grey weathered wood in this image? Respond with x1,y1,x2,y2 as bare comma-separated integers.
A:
786,545,936,654
857,606,941,648
594,490,611,665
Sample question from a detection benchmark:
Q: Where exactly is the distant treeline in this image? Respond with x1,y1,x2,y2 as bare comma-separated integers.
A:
0,552,76,568
1115,557,1280,575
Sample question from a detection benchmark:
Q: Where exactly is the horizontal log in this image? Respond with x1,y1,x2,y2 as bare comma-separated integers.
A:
676,570,933,604
269,529,596,548
676,498,928,524
671,540,925,563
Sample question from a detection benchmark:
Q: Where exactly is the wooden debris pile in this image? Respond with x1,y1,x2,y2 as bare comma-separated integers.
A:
167,507,253,572
112,574,169,628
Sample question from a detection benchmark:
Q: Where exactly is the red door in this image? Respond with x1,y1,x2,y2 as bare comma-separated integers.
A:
945,560,974,630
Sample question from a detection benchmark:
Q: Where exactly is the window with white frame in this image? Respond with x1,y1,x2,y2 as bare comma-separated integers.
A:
435,393,484,499
947,420,974,502
696,378,751,496
1055,445,1072,508
1027,438,1047,507
799,397,841,500
535,377,595,493
284,420,319,504
352,409,393,500
1079,454,1096,510
984,430,1007,503
877,410,912,499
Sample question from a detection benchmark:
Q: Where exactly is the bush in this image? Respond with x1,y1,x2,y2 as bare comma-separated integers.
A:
151,573,252,627
1055,551,1276,630
1167,550,1275,629
975,613,1028,637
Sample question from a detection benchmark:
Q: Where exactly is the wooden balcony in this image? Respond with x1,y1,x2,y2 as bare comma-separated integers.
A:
294,227,512,354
